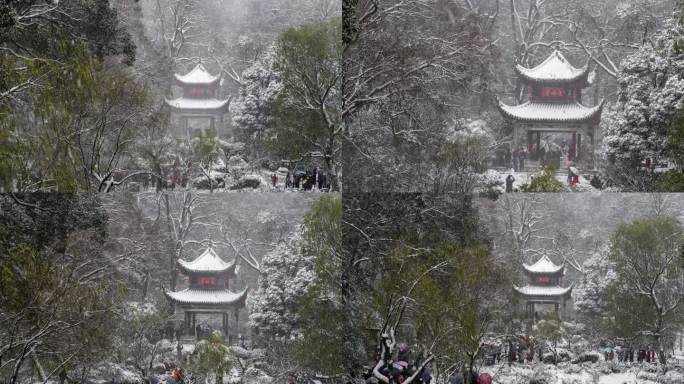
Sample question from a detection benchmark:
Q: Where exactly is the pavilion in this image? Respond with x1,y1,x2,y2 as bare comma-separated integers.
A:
514,255,573,320
498,51,604,168
165,63,230,139
165,246,248,341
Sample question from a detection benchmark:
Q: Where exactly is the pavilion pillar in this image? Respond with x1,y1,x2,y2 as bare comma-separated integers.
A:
222,312,227,338
182,116,188,138
591,127,597,169
554,303,559,315
570,133,577,161
192,313,197,339
184,311,191,334
577,133,582,159
536,132,541,154
513,125,519,151
527,131,533,153
234,309,240,345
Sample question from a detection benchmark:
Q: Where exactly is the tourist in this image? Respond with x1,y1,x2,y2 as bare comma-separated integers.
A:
271,173,277,188
506,174,515,193
165,367,184,384
478,373,492,384
318,172,326,190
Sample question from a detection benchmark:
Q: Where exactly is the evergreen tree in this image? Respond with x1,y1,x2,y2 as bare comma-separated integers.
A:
601,19,684,190
248,229,313,340
230,48,282,160
605,215,684,365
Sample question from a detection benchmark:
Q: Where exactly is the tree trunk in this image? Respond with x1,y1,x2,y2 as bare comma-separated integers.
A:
655,330,667,365
142,270,150,300
325,154,339,192
467,356,475,384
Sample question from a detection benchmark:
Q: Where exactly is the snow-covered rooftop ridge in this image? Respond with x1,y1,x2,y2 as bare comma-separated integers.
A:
178,246,235,273
165,97,230,111
165,287,248,305
523,255,564,274
174,63,221,85
513,283,573,297
516,50,589,82
497,99,604,123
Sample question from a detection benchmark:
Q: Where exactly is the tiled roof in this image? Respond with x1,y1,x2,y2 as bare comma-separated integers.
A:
523,255,564,274
497,100,603,123
514,284,573,297
174,63,220,85
165,97,229,111
515,51,589,83
165,287,248,305
177,247,236,274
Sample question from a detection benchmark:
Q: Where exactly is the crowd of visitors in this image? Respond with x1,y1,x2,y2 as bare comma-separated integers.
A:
271,166,330,191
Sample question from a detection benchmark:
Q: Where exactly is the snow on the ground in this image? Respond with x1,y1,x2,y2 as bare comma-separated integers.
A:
488,362,683,384
482,168,597,192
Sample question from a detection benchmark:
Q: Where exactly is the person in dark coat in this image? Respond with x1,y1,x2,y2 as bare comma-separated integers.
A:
506,174,515,193
518,148,526,171
504,148,512,169
318,172,326,190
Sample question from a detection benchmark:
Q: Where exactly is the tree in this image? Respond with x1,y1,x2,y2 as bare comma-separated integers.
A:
192,330,232,384
0,0,135,103
268,17,342,190
192,128,223,193
533,312,566,365
230,48,282,160
374,242,507,383
117,302,171,379
521,166,566,192
248,229,313,341
601,19,684,191
292,194,344,378
0,194,120,383
0,0,146,192
343,0,498,192
606,215,684,365
573,246,616,336
659,107,684,191
1,40,153,192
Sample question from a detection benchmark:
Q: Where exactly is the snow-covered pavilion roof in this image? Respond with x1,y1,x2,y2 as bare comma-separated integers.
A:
513,284,573,297
165,97,229,112
174,63,221,85
165,287,248,306
497,100,604,123
515,51,590,83
523,255,564,274
177,247,236,275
